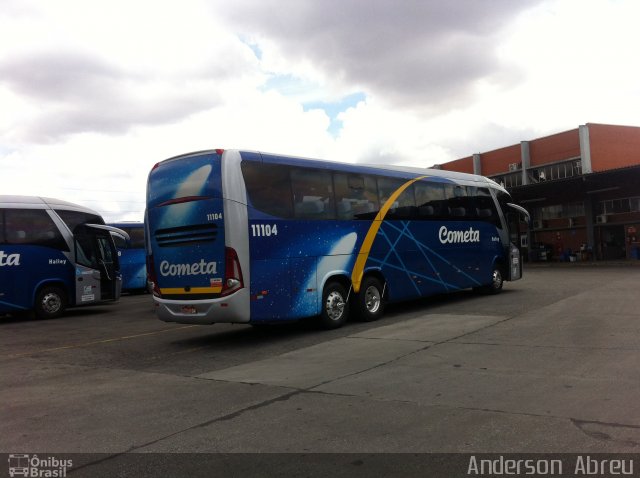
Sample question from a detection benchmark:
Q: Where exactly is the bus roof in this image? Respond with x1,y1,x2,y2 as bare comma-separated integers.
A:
157,149,508,193
0,195,102,215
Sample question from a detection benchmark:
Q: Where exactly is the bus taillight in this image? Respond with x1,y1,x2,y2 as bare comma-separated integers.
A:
146,255,161,298
220,247,243,297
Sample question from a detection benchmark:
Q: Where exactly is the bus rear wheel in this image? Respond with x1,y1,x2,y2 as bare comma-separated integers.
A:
319,281,349,329
35,286,67,319
354,276,385,322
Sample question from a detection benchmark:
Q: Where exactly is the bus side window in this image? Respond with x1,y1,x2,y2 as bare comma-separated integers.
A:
462,186,478,220
241,161,294,219
334,173,380,220
4,209,68,250
386,183,416,219
415,181,447,220
446,185,469,219
476,187,501,228
291,168,335,220
377,177,416,220
0,211,4,243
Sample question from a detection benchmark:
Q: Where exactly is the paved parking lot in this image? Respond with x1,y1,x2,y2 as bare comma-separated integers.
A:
1,266,639,467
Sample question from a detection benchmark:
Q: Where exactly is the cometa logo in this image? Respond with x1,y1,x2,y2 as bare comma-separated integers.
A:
0,251,20,266
439,226,480,244
159,259,217,277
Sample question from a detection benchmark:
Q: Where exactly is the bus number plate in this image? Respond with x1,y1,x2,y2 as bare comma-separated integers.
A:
251,224,278,237
181,305,197,314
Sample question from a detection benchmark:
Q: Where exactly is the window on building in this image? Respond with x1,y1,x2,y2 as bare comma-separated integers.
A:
598,197,639,215
492,172,522,189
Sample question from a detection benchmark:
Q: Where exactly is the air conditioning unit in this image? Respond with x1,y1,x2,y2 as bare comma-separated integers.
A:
533,219,544,230
596,214,608,224
508,163,520,171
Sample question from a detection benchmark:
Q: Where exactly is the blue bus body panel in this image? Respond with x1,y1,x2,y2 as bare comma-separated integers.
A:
0,245,74,313
248,219,366,321
118,250,146,290
147,153,226,295
247,215,504,322
108,222,146,291
369,220,502,300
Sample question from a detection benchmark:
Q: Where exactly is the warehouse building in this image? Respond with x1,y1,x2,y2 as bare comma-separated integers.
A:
437,123,640,261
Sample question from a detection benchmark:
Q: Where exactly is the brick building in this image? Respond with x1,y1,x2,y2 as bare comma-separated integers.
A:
438,123,640,261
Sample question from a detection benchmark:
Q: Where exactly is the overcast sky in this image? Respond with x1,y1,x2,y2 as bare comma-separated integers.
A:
2,0,639,221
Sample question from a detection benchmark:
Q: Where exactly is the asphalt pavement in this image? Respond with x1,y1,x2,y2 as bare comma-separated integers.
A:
1,265,639,475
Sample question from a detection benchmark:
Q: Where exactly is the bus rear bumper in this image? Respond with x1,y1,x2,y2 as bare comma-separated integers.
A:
154,289,250,324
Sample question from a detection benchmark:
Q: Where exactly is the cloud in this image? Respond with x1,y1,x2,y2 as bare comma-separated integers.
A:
2,0,640,222
0,51,223,142
217,0,539,110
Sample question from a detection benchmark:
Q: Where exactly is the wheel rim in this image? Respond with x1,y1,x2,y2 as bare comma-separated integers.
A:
325,290,345,321
41,292,62,314
492,269,503,289
364,285,381,314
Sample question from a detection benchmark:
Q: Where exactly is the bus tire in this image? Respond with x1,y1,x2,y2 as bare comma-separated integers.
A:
34,285,67,320
354,276,385,322
484,266,504,294
319,281,349,329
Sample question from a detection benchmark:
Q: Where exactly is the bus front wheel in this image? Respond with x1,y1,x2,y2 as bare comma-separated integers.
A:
482,266,504,294
319,281,349,329
354,276,385,322
35,286,67,319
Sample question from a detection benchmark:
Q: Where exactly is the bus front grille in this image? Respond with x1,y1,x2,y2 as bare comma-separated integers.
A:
155,224,218,247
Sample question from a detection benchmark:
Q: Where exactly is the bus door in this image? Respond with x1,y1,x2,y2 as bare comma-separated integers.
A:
74,225,126,303
505,203,529,280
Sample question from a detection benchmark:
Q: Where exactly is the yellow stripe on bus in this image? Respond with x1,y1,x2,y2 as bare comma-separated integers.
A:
350,175,429,293
160,286,223,294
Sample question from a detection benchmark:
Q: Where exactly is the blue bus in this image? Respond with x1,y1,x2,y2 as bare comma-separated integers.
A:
145,149,529,328
0,196,128,319
108,222,147,293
